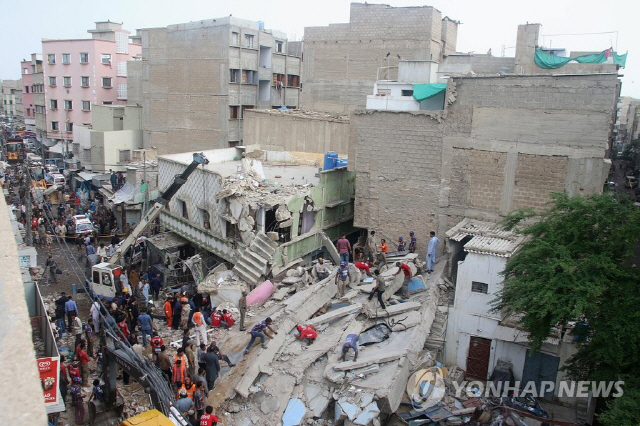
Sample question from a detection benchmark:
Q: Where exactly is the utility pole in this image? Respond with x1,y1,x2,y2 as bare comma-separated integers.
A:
24,161,33,246
142,150,148,216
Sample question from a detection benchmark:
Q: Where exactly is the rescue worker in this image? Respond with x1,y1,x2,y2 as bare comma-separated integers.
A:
164,296,174,329
192,306,207,346
335,261,350,298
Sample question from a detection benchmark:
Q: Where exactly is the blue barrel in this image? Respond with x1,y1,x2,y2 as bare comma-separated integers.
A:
324,152,338,171
336,158,348,168
71,283,77,297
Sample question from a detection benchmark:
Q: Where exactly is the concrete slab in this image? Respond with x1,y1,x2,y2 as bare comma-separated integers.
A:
338,399,360,421
306,303,363,326
282,398,306,426
272,286,294,301
354,402,380,425
333,350,405,371
368,301,421,318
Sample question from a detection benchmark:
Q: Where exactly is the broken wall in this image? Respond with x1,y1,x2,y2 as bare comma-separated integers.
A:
351,74,619,258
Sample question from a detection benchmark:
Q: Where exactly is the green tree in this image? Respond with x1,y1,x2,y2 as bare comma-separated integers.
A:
493,192,640,425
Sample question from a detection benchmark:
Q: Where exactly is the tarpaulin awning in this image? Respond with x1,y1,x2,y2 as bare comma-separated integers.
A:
412,83,447,101
534,48,627,69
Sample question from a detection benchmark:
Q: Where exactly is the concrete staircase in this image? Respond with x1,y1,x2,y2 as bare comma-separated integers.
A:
232,232,279,286
425,308,448,351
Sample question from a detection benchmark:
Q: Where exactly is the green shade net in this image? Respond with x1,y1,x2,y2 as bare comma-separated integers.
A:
412,83,447,101
535,48,627,69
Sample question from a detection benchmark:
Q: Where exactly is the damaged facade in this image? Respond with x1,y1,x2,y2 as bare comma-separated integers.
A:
157,147,356,282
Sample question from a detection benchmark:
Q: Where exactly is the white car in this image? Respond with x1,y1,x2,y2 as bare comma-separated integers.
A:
51,173,65,186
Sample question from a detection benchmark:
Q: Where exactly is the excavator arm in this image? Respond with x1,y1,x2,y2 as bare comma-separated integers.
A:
107,152,209,265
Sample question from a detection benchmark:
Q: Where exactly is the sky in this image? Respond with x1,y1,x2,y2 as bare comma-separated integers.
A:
2,0,639,97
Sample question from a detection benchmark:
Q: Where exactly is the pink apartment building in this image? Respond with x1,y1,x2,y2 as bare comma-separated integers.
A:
20,59,36,132
41,21,141,142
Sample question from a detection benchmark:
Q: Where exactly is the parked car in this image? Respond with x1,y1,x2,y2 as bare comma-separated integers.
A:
65,215,96,239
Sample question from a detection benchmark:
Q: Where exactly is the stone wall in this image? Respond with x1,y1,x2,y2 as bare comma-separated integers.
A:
351,73,618,257
302,3,458,114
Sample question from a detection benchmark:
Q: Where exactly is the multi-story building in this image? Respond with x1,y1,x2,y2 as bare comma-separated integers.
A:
20,57,42,133
1,80,23,119
130,17,301,154
301,3,458,113
41,21,141,144
350,23,621,257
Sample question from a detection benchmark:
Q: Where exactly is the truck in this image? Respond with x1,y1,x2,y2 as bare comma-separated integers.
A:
88,152,209,299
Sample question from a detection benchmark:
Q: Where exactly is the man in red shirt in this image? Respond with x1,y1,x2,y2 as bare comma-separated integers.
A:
76,341,91,385
221,310,235,328
210,310,223,328
295,324,318,344
200,405,219,425
354,261,372,277
336,234,351,265
393,262,413,299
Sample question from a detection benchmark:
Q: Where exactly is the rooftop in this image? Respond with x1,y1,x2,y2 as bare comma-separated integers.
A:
160,148,321,186
446,218,525,257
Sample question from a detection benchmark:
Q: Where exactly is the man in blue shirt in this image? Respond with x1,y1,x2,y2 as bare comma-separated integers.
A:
408,231,417,253
65,296,78,330
426,231,440,273
244,317,278,354
335,261,351,298
339,334,359,362
137,308,154,347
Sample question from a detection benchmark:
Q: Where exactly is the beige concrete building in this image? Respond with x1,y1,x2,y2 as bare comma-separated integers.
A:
350,23,621,258
1,79,23,119
130,17,302,154
72,104,143,172
243,109,350,155
301,3,458,113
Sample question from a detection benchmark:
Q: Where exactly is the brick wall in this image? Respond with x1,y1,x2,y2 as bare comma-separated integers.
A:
351,74,618,257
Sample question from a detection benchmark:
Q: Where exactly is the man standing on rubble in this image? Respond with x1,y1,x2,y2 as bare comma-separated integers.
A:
394,261,413,299
244,317,278,354
408,231,417,253
426,231,440,273
335,261,351,298
364,230,377,263
368,270,386,310
192,307,208,346
202,347,221,392
336,234,351,264
164,296,173,329
238,290,247,331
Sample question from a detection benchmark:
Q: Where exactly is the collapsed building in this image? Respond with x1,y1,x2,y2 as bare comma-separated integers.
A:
155,147,357,289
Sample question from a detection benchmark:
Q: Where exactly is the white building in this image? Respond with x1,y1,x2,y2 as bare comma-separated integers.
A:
444,219,581,403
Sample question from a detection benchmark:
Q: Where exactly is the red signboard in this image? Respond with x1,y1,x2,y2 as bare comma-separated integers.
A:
37,357,60,406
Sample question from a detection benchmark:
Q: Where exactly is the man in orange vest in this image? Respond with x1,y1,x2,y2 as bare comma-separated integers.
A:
192,306,208,346
177,376,196,399
164,296,173,329
172,359,187,389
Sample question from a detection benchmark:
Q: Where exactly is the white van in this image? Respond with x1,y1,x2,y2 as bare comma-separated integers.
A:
51,173,65,186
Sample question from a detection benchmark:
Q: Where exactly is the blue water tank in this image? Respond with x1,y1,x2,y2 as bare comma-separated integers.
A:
258,21,265,30
324,152,338,171
336,158,348,168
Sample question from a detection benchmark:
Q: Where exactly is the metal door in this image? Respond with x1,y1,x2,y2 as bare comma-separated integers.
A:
522,350,560,399
466,336,492,379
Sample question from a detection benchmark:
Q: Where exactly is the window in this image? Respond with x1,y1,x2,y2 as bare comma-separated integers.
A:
230,69,240,83
24,86,29,93
101,54,111,64
231,32,239,46
80,52,89,63
276,41,283,53
118,150,131,162
81,76,89,87
50,99,58,110
241,105,254,119
102,101,113,105
117,84,127,99
64,100,72,110
116,61,127,77
49,76,57,86
47,54,56,64
401,89,414,97
102,77,112,88
63,76,71,87
177,199,188,219
65,122,73,132
82,101,91,111
199,208,210,229
51,121,59,131
229,106,239,119
245,34,254,48
287,74,300,88
471,281,489,294
242,70,257,84
273,73,285,87
62,54,70,64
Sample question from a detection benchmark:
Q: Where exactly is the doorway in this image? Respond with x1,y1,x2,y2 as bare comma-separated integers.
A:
466,336,491,379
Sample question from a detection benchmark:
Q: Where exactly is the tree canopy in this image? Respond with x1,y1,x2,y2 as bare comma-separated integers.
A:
493,192,640,425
